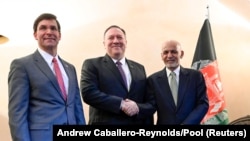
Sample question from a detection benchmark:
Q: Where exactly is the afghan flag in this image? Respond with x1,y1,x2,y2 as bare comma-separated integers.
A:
191,19,229,124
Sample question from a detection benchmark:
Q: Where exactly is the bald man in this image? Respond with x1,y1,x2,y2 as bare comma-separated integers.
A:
147,40,209,125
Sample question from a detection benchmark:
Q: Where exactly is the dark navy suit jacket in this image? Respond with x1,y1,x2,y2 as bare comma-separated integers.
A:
80,54,156,125
147,66,209,125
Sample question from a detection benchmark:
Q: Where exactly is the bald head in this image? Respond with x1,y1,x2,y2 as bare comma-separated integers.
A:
162,40,182,52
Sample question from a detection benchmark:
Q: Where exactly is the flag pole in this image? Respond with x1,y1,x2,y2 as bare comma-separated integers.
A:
206,5,210,20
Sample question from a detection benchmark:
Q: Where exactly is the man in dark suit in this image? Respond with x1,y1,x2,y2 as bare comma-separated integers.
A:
80,25,156,125
8,13,86,141
147,40,209,125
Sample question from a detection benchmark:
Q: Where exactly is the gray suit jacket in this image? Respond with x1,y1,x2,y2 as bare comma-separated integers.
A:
8,50,85,141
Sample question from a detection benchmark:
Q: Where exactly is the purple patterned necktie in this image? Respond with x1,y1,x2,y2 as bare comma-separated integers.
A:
116,61,127,88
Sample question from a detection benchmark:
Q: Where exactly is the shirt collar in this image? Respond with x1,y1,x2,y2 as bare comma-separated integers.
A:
37,48,58,64
112,57,126,65
166,66,180,77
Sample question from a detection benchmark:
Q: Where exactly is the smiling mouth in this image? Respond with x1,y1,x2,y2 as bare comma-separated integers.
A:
45,38,54,40
168,60,175,62
44,38,56,43
112,45,121,47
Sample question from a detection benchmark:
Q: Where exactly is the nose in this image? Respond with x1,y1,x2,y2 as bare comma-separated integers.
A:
113,37,120,43
167,52,174,57
45,29,53,34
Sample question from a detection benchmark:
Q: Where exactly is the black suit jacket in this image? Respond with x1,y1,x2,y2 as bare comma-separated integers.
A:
80,54,156,125
147,66,209,125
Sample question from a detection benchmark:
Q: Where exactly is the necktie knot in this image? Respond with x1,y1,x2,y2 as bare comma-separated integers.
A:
52,57,57,63
170,71,176,78
116,61,122,66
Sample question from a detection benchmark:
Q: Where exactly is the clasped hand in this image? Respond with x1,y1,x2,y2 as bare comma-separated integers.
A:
121,99,139,116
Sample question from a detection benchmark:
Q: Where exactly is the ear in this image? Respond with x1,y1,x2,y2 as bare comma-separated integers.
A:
103,41,106,49
33,32,38,40
180,50,184,59
58,32,61,40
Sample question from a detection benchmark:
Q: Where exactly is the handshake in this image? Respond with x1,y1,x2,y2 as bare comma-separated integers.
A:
120,99,139,117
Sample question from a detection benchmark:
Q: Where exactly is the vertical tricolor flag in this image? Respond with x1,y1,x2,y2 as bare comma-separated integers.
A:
191,19,229,124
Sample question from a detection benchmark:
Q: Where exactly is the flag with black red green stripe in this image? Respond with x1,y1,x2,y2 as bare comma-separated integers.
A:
191,19,229,125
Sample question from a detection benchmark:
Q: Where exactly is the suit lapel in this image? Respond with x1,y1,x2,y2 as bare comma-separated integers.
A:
32,50,66,101
103,55,128,90
126,60,135,91
58,57,72,102
176,67,189,111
